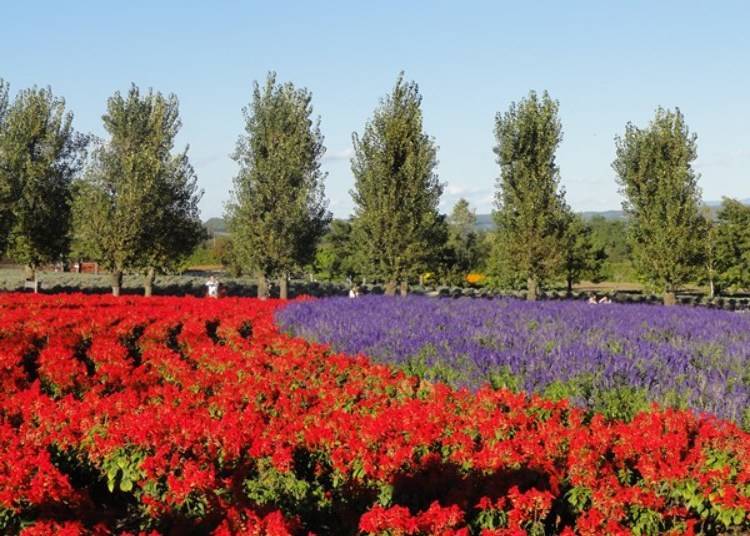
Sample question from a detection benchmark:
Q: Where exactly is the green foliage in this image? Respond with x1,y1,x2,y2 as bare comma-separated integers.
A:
566,485,592,514
698,206,720,297
542,376,650,422
492,90,568,300
227,72,330,292
714,198,750,291
588,216,629,262
587,216,636,282
401,345,466,386
488,366,521,391
0,82,88,273
243,457,334,527
244,461,316,507
474,506,508,531
138,145,206,277
440,198,487,285
185,241,218,267
559,210,605,291
313,219,358,281
350,73,443,292
102,446,146,494
591,385,650,422
669,474,750,532
0,506,21,534
627,506,662,535
613,107,705,302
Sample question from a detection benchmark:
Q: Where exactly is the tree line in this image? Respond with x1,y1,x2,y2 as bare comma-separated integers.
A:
0,73,748,303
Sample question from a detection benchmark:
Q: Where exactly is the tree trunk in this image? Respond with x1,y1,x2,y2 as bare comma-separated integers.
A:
384,280,397,296
279,274,289,300
144,267,156,297
566,276,573,296
526,276,538,301
708,278,715,299
111,270,123,297
663,290,677,306
399,280,409,296
256,271,268,299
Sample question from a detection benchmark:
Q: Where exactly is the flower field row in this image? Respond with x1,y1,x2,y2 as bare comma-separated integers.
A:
278,296,750,425
1,294,750,534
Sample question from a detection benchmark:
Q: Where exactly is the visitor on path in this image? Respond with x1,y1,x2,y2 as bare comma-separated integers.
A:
598,295,612,304
587,293,598,304
206,275,220,298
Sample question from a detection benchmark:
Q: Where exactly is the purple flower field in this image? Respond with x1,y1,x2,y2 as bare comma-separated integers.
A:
277,295,750,424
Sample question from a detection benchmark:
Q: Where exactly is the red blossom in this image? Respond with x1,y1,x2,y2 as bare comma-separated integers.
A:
0,293,747,533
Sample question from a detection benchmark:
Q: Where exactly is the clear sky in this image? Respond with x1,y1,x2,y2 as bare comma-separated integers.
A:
2,1,749,219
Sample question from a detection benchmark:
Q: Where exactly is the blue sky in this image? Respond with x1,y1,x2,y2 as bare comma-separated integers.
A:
2,1,749,219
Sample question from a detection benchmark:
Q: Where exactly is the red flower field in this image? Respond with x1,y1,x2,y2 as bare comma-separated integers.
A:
1,294,749,534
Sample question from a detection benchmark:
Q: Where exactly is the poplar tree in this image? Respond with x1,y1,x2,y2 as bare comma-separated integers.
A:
138,148,205,296
227,72,330,299
0,83,87,281
613,107,704,305
714,198,750,291
350,73,442,295
73,85,202,296
492,90,567,300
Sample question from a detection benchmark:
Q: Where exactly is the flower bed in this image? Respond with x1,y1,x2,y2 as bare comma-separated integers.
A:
278,296,750,425
1,294,749,534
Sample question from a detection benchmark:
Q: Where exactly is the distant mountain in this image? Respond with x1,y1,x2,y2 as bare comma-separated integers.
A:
579,210,627,221
705,198,750,207
204,198,749,233
477,209,624,228
477,198,750,229
475,213,494,230
205,217,228,235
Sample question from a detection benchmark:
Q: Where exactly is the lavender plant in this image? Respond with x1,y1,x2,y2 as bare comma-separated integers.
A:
277,296,750,424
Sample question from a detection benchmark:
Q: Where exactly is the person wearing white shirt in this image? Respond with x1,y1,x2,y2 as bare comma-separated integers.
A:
206,275,220,298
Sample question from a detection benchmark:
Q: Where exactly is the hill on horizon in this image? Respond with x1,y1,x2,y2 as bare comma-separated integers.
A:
206,198,750,233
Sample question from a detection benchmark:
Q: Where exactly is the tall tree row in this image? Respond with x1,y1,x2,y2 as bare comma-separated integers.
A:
3,74,750,302
492,91,568,300
227,73,330,299
73,85,204,296
0,81,88,281
613,107,704,305
350,73,443,296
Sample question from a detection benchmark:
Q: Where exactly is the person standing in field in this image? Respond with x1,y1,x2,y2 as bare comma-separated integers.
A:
206,275,220,298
